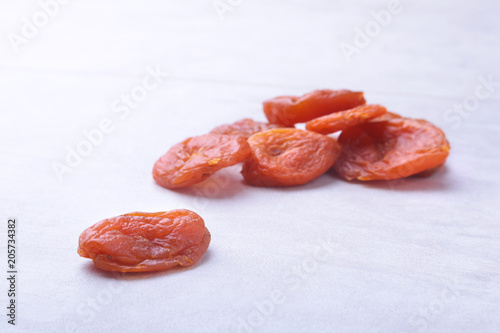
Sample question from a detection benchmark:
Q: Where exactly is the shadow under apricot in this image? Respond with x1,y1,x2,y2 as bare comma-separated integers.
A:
158,168,246,199
328,165,452,192
240,171,341,193
80,249,213,281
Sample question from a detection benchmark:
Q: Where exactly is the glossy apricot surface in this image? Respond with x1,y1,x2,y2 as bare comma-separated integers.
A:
306,104,387,134
242,128,341,186
78,210,211,273
333,118,450,181
263,89,366,127
153,134,251,189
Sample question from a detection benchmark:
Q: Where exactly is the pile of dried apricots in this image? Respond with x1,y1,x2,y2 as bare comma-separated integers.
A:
79,89,450,273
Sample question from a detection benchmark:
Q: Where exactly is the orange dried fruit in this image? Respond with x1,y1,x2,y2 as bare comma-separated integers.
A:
263,89,366,127
370,111,402,122
305,104,387,134
78,210,211,273
242,128,341,186
210,118,282,138
153,133,251,189
333,118,450,181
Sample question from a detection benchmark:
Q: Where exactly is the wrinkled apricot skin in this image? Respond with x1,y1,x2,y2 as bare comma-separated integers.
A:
333,118,450,181
263,89,366,127
242,128,341,186
370,111,402,122
306,104,387,134
78,210,211,273
210,118,282,138
153,134,251,189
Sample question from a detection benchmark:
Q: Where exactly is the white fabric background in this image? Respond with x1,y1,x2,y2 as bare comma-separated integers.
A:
1,0,499,332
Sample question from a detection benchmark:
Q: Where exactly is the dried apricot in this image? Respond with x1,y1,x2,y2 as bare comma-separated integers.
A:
333,118,450,181
210,118,282,138
305,104,387,134
78,210,211,273
153,134,251,189
263,89,366,127
242,128,341,186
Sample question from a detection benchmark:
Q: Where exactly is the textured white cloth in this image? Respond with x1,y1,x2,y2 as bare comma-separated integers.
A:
1,1,499,332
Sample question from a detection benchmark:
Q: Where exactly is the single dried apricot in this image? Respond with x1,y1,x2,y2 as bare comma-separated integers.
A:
78,210,211,273
153,133,251,189
210,118,282,138
305,104,387,134
333,118,450,181
242,128,341,186
263,89,366,127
